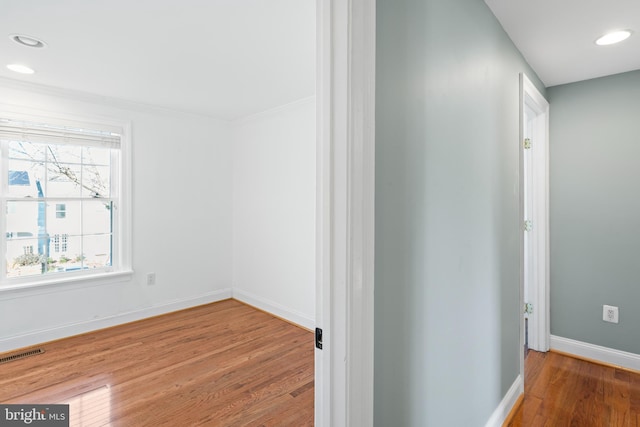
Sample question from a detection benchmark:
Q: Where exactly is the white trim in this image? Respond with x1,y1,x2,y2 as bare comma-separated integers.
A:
346,0,376,425
231,96,315,125
119,120,133,273
232,288,315,331
0,270,133,297
484,375,523,427
519,73,550,365
550,335,640,372
0,288,232,353
518,75,526,377
0,77,229,122
315,0,375,426
0,102,131,134
315,1,332,424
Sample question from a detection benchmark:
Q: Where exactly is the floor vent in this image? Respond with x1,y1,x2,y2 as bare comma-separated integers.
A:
0,348,45,365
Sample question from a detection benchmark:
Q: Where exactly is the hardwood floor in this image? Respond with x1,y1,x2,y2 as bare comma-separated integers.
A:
0,299,314,426
506,350,640,426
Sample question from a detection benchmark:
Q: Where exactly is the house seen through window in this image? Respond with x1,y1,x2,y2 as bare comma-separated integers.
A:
56,203,66,218
1,115,125,282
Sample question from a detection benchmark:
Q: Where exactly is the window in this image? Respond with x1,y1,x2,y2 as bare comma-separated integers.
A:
51,233,70,254
0,113,130,284
56,203,66,219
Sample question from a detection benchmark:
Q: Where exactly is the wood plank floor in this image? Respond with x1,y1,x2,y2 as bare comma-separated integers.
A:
0,299,314,426
506,350,640,426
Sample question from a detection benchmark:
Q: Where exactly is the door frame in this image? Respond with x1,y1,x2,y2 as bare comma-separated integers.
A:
315,1,376,426
519,73,550,372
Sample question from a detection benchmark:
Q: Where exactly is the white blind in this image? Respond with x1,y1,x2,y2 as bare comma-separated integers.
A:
0,117,121,148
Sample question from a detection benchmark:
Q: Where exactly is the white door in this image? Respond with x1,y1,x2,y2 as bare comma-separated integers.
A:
520,74,550,356
523,103,536,350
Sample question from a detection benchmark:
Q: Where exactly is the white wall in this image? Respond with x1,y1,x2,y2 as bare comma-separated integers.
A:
0,81,316,351
231,97,315,329
0,81,233,351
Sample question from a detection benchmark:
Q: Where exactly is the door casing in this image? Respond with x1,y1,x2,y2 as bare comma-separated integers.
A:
315,1,376,426
519,73,550,376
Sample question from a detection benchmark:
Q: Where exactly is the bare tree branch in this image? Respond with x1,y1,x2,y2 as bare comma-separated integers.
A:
13,142,107,198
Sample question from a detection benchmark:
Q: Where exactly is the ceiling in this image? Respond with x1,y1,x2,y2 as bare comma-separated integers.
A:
4,1,637,116
485,0,640,87
0,0,316,120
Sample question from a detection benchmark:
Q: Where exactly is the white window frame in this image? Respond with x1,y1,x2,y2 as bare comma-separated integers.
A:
0,106,132,291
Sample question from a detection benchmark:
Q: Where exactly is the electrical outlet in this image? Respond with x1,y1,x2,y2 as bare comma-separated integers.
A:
146,273,156,286
603,305,619,324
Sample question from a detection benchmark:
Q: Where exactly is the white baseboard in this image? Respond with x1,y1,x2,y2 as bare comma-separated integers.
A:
550,335,640,372
0,288,232,353
484,375,523,427
232,288,315,331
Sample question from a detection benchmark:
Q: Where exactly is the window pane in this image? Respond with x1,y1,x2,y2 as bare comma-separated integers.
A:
6,238,44,278
46,163,83,197
49,235,83,272
83,200,112,235
83,234,111,268
7,159,45,198
83,146,111,167
47,201,82,236
47,144,82,164
8,140,45,161
6,201,83,275
6,201,39,238
5,199,115,275
81,165,110,198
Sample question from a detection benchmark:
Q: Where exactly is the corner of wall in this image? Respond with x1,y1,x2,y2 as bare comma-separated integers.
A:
232,288,314,331
484,375,523,427
0,288,232,353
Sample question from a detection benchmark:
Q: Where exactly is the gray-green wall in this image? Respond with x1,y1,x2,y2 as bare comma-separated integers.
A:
548,70,640,355
375,0,545,425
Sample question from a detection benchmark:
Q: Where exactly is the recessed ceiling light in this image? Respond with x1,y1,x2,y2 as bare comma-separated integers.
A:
6,64,35,74
9,34,47,48
595,30,632,46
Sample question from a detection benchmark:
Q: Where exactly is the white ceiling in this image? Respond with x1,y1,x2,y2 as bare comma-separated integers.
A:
485,0,640,87
5,1,636,116
0,0,316,120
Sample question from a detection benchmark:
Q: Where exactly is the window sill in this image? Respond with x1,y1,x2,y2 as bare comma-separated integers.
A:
0,269,134,297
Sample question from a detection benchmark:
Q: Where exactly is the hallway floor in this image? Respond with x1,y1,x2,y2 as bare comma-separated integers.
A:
508,350,640,426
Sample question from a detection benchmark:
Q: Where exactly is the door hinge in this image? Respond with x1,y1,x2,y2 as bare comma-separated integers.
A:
524,220,533,232
315,328,323,350
524,138,532,149
524,303,534,315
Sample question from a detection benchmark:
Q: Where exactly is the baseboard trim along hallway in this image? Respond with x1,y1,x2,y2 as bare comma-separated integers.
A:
551,335,640,372
484,375,523,427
